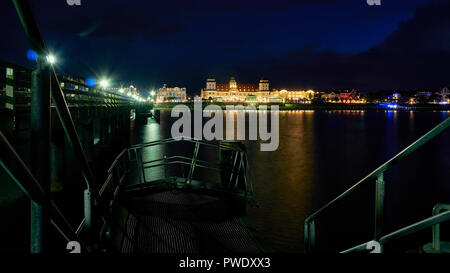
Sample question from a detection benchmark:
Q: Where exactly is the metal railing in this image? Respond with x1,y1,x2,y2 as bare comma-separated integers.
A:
125,138,257,204
341,209,450,253
5,0,106,252
0,67,133,110
0,130,82,248
76,149,129,246
431,204,450,252
12,0,97,192
5,0,144,252
73,138,257,252
304,116,450,252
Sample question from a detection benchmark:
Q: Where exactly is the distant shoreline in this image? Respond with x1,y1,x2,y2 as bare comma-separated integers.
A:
153,102,450,111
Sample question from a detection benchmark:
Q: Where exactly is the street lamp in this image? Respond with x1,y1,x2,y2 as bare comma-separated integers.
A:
99,79,109,89
46,54,56,64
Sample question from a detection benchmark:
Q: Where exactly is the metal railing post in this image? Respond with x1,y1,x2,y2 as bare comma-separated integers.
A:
30,55,51,253
432,216,440,252
432,204,450,251
304,220,315,252
375,173,385,240
234,152,244,190
187,141,200,185
240,151,249,193
228,151,239,187
84,189,92,230
135,149,145,184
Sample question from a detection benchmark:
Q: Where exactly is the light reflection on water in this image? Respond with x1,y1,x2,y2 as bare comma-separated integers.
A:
130,110,450,252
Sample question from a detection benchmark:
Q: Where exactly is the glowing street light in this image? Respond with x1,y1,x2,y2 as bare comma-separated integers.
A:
99,79,110,89
46,54,56,64
150,91,156,96
119,88,124,93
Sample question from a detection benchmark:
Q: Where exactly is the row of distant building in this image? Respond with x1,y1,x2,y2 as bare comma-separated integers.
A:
382,88,450,105
156,77,450,105
2,57,448,106
157,77,365,104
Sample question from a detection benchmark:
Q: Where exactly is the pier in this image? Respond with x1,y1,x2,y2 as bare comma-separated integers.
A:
1,0,450,257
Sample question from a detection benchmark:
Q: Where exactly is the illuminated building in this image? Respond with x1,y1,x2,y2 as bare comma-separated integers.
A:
201,77,270,102
437,87,450,104
271,89,315,102
200,77,327,103
157,84,187,102
338,89,360,102
387,92,402,103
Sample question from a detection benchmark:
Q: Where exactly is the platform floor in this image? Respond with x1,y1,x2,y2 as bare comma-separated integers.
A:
117,190,262,254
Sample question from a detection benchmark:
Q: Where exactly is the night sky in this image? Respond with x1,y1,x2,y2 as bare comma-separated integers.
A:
1,0,449,93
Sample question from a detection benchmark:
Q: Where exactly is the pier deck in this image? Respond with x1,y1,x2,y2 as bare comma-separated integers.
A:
115,189,262,254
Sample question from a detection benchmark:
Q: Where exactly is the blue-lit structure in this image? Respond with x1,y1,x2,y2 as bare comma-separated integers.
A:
85,77,96,87
26,49,37,61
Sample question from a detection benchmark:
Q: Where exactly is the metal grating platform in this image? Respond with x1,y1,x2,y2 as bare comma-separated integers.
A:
118,190,262,254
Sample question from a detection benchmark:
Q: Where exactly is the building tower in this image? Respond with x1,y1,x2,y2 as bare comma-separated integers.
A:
259,77,269,91
229,77,237,90
206,77,216,90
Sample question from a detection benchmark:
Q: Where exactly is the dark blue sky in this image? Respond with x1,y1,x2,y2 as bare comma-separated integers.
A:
1,0,449,93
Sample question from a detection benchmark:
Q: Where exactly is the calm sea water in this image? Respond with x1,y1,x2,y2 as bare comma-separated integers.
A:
130,110,450,252
1,109,449,253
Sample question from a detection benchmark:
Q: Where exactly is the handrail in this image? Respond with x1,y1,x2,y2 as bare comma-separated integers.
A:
0,130,80,246
341,240,381,253
128,138,255,197
131,137,238,150
141,156,246,175
76,148,129,238
76,138,256,248
340,210,450,253
107,149,128,174
380,210,450,246
305,116,450,252
12,0,97,193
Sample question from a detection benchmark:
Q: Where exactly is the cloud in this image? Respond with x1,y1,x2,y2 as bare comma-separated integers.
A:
29,0,187,40
236,0,450,91
27,0,348,40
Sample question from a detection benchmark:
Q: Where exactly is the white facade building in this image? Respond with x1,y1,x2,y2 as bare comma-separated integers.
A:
156,84,187,102
201,77,270,102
